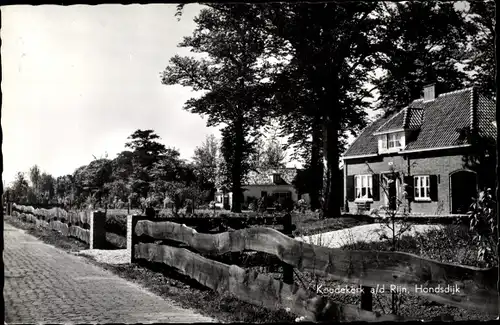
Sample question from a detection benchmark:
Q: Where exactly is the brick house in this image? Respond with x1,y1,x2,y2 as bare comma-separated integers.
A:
342,85,496,215
214,167,301,210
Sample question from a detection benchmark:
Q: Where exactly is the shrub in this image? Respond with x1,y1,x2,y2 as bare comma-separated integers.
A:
257,197,268,212
248,202,257,212
282,197,294,212
467,188,498,267
185,199,194,214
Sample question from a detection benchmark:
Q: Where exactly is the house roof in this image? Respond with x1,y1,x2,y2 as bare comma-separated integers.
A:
405,107,424,129
344,87,496,157
341,113,396,157
375,108,406,133
477,93,497,140
245,167,298,186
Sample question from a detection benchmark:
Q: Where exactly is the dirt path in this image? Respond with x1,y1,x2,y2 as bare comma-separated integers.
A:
4,222,216,324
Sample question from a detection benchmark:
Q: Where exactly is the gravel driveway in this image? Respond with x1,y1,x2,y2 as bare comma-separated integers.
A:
295,223,443,248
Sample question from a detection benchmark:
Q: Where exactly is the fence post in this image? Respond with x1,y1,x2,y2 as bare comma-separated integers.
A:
361,286,373,311
127,215,140,264
145,207,155,219
282,212,294,285
90,211,107,249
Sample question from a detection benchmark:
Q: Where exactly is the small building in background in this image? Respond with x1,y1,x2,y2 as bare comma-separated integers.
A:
215,167,302,210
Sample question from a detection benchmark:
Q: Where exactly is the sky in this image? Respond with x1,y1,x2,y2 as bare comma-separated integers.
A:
2,4,224,185
1,4,382,187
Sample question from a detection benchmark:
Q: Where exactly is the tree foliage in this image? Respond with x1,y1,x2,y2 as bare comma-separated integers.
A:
372,1,471,111
192,134,219,197
463,0,495,98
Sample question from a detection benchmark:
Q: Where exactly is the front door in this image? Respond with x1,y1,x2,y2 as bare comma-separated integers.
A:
450,170,477,214
382,173,398,211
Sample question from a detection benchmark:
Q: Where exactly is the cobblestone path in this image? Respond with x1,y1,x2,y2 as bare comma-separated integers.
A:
4,222,216,324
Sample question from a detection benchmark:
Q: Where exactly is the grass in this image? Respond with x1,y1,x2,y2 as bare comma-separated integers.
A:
91,261,296,323
4,214,297,323
5,214,89,252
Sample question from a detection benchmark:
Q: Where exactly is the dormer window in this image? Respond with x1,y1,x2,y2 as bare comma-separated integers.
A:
378,131,405,153
272,173,280,183
387,133,401,149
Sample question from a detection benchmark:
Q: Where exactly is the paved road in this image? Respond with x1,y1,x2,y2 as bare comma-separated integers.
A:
4,222,216,324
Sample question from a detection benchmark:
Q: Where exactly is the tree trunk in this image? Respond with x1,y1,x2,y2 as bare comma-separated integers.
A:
309,115,324,211
231,118,244,213
324,117,341,219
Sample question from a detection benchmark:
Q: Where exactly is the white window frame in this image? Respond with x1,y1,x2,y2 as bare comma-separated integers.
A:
355,174,373,202
274,192,292,200
414,175,431,201
387,133,401,149
379,132,404,153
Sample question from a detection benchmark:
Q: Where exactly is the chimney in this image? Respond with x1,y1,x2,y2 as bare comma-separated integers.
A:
423,84,436,101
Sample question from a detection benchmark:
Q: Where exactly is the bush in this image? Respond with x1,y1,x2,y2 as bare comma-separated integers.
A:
185,199,194,214
248,202,257,212
257,196,268,212
282,197,294,212
467,188,498,267
296,199,308,212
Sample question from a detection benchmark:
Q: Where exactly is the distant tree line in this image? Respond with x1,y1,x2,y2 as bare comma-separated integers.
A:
5,129,288,212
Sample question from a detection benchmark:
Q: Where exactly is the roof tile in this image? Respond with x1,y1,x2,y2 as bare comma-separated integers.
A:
245,168,298,186
344,87,496,157
375,108,406,133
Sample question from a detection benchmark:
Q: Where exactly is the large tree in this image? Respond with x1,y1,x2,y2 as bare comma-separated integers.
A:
163,5,274,212
271,66,326,211
39,173,55,204
71,159,112,208
54,175,74,206
125,129,167,201
29,165,42,203
249,126,287,170
252,3,379,217
463,0,495,98
9,172,30,203
192,134,219,199
372,1,471,111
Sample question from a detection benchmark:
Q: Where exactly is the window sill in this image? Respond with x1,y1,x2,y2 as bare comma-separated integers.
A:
355,199,374,203
414,198,432,202
379,148,403,154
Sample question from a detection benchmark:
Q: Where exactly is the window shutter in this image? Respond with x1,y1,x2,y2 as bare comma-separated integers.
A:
381,136,387,149
430,175,438,201
372,174,380,201
404,176,413,201
346,175,355,202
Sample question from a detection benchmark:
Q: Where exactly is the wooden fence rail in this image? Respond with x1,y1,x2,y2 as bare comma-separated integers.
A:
10,204,106,248
130,216,406,321
132,220,498,314
129,217,499,321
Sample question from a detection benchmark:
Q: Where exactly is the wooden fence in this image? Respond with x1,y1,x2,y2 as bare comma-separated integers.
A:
128,215,498,322
10,203,106,248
